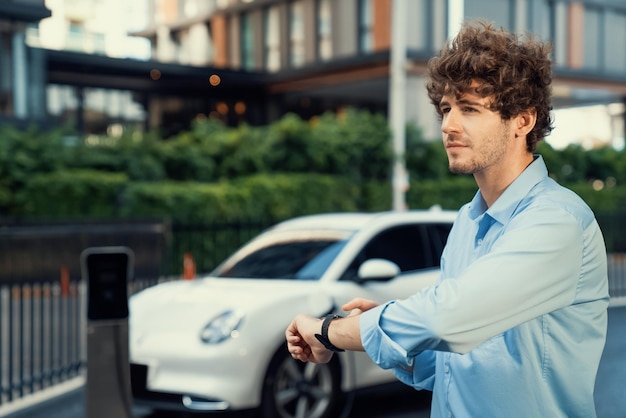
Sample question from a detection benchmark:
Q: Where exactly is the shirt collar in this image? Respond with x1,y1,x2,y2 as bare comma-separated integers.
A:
468,155,548,225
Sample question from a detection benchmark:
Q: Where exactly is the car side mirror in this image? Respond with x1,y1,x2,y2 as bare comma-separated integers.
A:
357,258,400,282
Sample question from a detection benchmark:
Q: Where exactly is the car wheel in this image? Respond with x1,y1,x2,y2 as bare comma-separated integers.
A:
261,344,343,418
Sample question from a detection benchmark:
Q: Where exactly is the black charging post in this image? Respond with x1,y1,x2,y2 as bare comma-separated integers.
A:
81,246,134,418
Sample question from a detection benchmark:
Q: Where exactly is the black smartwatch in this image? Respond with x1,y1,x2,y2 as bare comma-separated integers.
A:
314,314,345,352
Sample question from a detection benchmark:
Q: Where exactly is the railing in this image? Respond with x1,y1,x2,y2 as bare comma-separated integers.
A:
0,277,167,406
0,279,83,405
608,254,626,299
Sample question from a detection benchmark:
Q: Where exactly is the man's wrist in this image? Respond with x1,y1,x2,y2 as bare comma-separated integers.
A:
314,314,345,352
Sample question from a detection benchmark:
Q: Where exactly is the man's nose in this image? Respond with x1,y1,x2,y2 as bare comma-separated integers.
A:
441,109,461,134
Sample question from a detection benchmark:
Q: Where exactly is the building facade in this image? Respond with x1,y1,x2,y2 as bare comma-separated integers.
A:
0,0,50,127
2,0,626,143
131,0,626,142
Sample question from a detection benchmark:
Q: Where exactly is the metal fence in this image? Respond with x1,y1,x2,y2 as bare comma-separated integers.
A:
0,280,82,404
0,213,624,408
0,277,167,406
608,254,626,298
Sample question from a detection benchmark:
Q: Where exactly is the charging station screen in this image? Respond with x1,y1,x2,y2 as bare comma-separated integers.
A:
86,252,130,320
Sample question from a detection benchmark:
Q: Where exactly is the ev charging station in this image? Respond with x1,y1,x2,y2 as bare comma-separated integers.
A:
81,246,134,418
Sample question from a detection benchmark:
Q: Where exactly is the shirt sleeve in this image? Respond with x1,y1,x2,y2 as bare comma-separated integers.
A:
360,302,437,390
359,205,588,364
392,350,437,390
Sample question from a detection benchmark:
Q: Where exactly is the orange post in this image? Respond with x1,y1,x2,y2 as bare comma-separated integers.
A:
60,265,70,296
183,252,196,280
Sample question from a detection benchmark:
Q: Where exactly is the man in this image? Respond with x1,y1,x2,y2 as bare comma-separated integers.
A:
285,21,609,418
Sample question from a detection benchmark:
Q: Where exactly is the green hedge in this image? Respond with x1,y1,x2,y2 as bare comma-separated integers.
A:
2,110,625,222
17,169,128,218
12,169,624,223
118,173,362,222
567,183,626,212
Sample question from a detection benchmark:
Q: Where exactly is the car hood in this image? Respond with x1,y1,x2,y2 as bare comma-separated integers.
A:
129,277,333,334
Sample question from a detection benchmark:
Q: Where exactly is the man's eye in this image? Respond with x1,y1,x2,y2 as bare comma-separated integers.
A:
463,107,477,112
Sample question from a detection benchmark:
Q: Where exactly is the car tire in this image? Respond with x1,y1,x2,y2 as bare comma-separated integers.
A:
261,344,344,418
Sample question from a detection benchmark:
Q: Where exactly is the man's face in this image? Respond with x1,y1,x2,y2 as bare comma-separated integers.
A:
438,83,515,175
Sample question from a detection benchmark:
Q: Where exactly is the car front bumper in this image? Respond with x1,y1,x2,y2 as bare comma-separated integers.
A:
130,331,267,412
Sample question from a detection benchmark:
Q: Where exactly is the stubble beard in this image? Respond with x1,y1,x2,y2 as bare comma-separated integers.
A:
447,124,511,175
448,158,482,175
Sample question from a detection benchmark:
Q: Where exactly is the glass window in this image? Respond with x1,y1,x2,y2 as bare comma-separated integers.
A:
604,11,626,73
527,0,552,41
316,0,332,61
289,0,305,67
67,22,86,52
264,6,281,71
406,0,430,51
340,224,438,282
46,85,146,135
213,229,353,280
47,85,78,117
427,223,453,265
240,13,255,70
358,0,373,53
552,0,568,67
464,0,513,29
583,7,601,71
360,226,430,272
217,240,347,280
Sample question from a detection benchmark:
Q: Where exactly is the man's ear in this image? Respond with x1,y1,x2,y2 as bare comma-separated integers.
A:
515,109,537,137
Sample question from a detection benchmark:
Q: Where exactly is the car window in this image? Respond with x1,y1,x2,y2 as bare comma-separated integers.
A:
340,220,452,280
339,224,433,281
216,239,345,280
426,223,452,264
295,241,347,280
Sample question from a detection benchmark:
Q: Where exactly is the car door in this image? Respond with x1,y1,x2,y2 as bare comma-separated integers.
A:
365,221,452,301
324,222,440,387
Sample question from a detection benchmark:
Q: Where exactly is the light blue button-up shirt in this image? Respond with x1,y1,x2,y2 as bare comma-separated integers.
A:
360,156,609,418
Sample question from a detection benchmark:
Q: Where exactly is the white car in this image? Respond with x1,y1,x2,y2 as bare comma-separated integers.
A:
129,209,456,418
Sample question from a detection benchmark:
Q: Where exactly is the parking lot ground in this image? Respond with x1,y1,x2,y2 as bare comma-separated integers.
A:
0,379,431,418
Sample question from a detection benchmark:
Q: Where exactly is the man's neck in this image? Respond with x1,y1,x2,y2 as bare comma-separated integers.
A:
474,153,535,207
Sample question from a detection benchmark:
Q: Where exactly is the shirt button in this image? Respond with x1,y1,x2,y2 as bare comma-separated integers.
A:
444,365,450,373
448,412,452,418
477,238,483,245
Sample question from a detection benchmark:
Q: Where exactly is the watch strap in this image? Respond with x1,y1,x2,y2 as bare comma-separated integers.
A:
314,314,345,352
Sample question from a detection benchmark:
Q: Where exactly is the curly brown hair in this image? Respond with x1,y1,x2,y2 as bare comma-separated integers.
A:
426,20,554,152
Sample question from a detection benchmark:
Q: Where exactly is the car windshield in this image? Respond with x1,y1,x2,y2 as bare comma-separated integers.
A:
212,229,352,280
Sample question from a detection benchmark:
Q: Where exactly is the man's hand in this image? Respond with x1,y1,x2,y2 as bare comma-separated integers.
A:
285,314,334,364
286,300,375,362
342,298,379,316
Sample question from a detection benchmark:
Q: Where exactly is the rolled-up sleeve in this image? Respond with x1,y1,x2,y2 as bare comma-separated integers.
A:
360,300,438,389
360,302,413,369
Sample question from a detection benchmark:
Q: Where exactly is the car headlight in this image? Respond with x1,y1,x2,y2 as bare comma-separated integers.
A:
199,310,244,344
